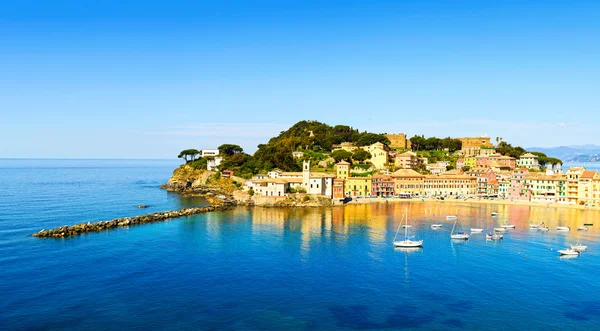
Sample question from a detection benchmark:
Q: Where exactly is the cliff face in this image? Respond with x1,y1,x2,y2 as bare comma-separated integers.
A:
163,164,213,192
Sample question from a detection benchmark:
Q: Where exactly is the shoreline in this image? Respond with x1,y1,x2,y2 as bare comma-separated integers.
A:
345,196,595,210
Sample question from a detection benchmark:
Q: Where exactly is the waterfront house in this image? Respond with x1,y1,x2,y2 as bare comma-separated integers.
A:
498,180,510,198
424,173,477,197
391,169,425,197
523,173,567,203
207,157,223,171
249,161,335,198
345,177,372,197
372,174,395,197
577,170,598,206
466,167,498,197
335,160,351,180
566,166,585,204
333,178,345,199
508,168,530,201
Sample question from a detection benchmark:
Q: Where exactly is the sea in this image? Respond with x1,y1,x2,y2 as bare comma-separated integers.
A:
1,159,600,330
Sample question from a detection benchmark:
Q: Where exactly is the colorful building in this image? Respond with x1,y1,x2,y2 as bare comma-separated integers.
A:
508,168,530,201
385,133,411,149
464,156,477,169
363,142,389,169
335,160,350,180
333,178,345,199
457,137,493,156
345,177,372,197
395,151,421,169
566,166,585,204
523,173,567,203
577,170,598,206
391,169,425,197
517,153,540,170
372,174,395,197
423,174,477,197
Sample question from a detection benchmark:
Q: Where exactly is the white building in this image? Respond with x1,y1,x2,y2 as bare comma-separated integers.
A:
201,149,219,157
207,157,223,171
517,153,540,170
247,161,334,198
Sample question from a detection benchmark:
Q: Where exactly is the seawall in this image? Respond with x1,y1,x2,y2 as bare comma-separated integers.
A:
33,205,230,238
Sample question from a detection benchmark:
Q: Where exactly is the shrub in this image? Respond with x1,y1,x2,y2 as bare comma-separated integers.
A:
248,189,255,196
303,195,311,202
297,187,307,193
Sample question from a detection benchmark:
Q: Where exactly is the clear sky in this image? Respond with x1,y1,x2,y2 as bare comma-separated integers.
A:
1,0,599,158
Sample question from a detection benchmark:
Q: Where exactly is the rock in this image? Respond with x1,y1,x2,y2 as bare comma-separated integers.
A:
137,205,149,209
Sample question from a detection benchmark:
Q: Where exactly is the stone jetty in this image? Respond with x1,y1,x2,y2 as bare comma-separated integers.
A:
33,205,229,238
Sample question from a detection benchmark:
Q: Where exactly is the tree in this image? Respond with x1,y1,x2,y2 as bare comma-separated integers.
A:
409,135,426,151
446,165,456,171
331,150,353,162
352,150,372,163
178,149,200,163
356,133,390,147
218,144,244,156
220,153,250,170
461,166,471,172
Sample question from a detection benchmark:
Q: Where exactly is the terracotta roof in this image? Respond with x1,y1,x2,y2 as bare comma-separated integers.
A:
336,160,351,165
254,178,303,184
498,155,515,159
581,170,597,179
390,169,425,177
521,153,538,158
425,174,475,180
310,172,336,178
397,151,417,157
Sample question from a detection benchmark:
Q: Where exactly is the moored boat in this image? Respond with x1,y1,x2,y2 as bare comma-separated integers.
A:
557,226,570,231
558,248,580,256
451,217,469,240
393,208,423,248
578,226,588,231
571,244,587,251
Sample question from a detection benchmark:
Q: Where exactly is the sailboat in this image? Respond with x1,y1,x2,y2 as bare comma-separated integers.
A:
451,216,469,240
393,208,423,248
485,217,503,240
529,222,541,229
500,220,516,229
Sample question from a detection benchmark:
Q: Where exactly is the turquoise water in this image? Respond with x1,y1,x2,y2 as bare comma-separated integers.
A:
1,159,600,330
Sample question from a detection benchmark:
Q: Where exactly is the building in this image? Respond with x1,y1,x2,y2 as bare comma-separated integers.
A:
523,173,567,203
292,151,304,158
249,161,334,198
479,147,496,156
566,166,585,204
372,174,395,197
395,151,421,169
457,137,493,156
385,133,411,149
201,149,219,157
456,158,465,170
207,157,223,171
345,177,372,197
221,169,234,178
363,142,389,169
508,168,530,201
423,174,477,197
498,181,510,198
333,178,345,199
335,160,351,180
426,161,449,175
577,170,598,206
467,167,498,197
332,142,358,153
517,153,540,170
391,169,425,197
464,156,477,169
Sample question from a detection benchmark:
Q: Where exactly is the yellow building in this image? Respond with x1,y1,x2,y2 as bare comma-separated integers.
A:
578,170,599,206
458,137,493,156
345,177,372,197
423,174,477,197
464,156,477,168
385,133,411,149
390,169,425,197
566,166,585,204
364,142,389,169
335,160,350,180
332,142,358,153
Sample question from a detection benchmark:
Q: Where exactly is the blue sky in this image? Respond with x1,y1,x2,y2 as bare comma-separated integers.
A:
1,0,599,158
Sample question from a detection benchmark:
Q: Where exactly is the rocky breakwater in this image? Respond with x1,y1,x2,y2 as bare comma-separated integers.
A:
33,205,229,238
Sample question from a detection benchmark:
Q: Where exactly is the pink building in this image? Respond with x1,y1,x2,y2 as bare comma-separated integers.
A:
457,158,465,170
372,174,395,197
508,168,530,201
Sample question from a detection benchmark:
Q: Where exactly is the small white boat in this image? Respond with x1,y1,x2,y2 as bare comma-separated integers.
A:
494,227,507,232
578,226,588,231
470,228,483,233
537,227,549,232
491,212,498,217
557,226,570,232
486,233,503,240
571,244,587,251
450,217,469,240
558,248,580,256
393,208,423,248
446,215,457,221
500,224,516,229
530,223,541,229
430,224,442,229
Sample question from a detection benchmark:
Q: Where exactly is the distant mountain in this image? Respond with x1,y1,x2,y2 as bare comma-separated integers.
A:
528,145,600,163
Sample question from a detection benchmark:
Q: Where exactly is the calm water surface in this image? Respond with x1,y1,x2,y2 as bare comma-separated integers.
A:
1,159,600,330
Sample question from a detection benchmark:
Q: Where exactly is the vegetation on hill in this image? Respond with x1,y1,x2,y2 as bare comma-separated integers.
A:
409,136,462,152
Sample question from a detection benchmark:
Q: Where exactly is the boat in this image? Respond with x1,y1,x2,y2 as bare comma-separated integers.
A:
393,208,423,248
471,228,483,233
486,232,503,240
431,224,442,229
558,248,580,256
530,223,541,229
500,223,516,229
450,216,469,240
491,212,498,217
494,227,507,232
557,226,570,232
578,226,588,231
571,244,588,251
537,226,549,232
446,215,457,221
